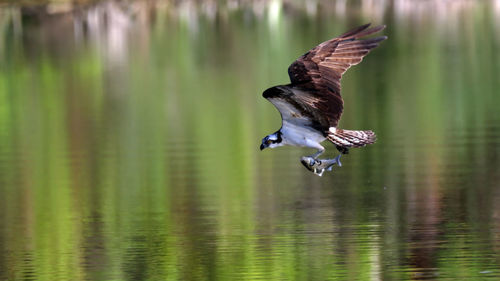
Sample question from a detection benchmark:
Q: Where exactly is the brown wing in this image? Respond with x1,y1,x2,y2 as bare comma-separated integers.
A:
263,86,331,132
288,23,387,127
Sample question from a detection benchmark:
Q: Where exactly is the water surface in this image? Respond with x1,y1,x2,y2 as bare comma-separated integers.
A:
1,0,500,280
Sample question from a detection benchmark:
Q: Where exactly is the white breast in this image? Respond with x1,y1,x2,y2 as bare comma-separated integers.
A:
280,121,326,148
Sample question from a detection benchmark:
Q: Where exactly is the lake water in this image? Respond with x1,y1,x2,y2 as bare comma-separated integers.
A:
1,0,500,280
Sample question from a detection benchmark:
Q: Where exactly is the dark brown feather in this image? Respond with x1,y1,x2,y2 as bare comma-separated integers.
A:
263,86,331,131
286,24,387,128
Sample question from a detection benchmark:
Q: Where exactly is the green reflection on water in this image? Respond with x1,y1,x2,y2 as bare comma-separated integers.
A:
1,0,500,280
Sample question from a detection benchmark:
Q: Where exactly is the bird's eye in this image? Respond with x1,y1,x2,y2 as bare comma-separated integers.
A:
266,140,272,145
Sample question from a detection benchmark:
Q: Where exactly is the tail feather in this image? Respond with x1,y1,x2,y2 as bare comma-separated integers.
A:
327,129,376,148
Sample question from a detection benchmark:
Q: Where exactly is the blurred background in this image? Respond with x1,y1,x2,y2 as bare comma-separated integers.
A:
1,0,500,280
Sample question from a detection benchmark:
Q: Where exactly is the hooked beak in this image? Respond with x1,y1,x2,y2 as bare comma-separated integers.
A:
260,143,265,150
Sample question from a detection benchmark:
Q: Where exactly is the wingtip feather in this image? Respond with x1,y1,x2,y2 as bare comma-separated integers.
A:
354,24,386,38
340,23,386,40
339,23,371,38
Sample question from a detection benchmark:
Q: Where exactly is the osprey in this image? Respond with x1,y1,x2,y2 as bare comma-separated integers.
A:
260,24,387,176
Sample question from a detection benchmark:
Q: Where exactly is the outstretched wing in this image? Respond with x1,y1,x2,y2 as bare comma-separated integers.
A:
287,23,387,127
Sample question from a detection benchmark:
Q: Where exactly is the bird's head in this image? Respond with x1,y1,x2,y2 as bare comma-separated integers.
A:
260,131,283,150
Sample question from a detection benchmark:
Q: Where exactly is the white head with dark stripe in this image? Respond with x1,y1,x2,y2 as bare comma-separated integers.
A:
260,131,283,150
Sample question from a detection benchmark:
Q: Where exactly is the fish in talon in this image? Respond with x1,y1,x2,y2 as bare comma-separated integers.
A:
316,158,340,171
300,155,342,175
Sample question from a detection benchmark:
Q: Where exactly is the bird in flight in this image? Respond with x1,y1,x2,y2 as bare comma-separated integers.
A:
260,24,387,176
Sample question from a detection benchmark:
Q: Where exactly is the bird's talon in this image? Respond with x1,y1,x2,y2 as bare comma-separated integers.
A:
316,169,325,176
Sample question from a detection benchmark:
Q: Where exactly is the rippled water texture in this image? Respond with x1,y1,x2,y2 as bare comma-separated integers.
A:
1,0,500,280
